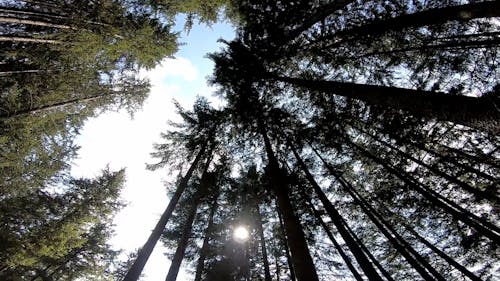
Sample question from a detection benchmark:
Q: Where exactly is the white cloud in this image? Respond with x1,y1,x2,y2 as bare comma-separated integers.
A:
140,57,199,85
71,56,204,281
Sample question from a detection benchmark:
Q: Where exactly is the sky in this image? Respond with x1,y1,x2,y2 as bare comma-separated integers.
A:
70,19,235,280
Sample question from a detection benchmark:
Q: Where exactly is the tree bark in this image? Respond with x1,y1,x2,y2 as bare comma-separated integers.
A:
342,219,394,281
0,70,44,75
353,38,500,59
281,0,355,43
388,210,482,281
0,93,105,119
257,115,319,281
270,74,500,134
123,142,210,281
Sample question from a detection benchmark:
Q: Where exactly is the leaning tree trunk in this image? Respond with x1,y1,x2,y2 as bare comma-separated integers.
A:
280,0,355,43
353,38,500,59
123,141,211,281
276,206,296,281
288,141,383,281
296,183,364,281
0,35,61,44
0,16,72,29
0,94,105,119
349,122,496,200
309,144,445,280
381,205,482,281
254,201,272,281
257,116,319,281
193,190,219,281
343,138,500,244
335,2,499,40
270,74,500,134
305,1,500,51
165,155,213,281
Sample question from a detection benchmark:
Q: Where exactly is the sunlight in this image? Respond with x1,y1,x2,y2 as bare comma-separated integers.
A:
233,226,249,242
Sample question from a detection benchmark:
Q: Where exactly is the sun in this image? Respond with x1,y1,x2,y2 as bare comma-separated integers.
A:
233,226,250,242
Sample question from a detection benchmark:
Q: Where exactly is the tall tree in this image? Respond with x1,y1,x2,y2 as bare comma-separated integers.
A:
0,168,125,280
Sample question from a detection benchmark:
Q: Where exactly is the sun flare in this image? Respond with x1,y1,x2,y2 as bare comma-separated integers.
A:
233,226,250,242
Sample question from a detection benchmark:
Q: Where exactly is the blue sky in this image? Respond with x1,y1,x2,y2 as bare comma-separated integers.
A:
71,18,235,280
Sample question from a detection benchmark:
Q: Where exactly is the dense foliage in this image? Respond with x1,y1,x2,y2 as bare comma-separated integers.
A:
128,1,499,281
1,0,498,281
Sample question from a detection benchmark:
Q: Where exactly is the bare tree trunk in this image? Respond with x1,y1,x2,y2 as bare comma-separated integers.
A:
0,70,43,75
194,191,219,281
310,145,445,280
349,122,496,200
257,115,319,281
288,141,383,281
123,142,211,281
297,184,364,281
0,35,61,44
344,138,500,244
0,16,71,29
165,155,213,281
254,202,272,281
307,1,500,50
270,74,500,134
276,205,296,281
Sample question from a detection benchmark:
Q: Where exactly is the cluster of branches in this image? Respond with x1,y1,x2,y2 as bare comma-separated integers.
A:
125,1,499,281
0,0,233,279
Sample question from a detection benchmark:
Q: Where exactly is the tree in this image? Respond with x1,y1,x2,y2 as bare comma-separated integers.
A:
124,97,222,281
0,168,125,280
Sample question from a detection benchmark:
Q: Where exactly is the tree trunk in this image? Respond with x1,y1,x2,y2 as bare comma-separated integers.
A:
354,38,500,59
281,0,355,43
276,205,296,281
389,210,482,281
349,123,496,200
0,93,105,119
165,155,213,281
194,191,219,281
254,202,272,281
270,74,500,134
255,113,312,278
0,16,72,29
288,141,383,281
0,35,61,44
123,142,210,281
308,1,500,50
342,219,394,281
440,143,500,169
0,70,44,75
337,2,500,39
257,115,319,281
344,138,500,243
310,145,444,280
164,196,200,281
297,184,364,281
392,135,498,183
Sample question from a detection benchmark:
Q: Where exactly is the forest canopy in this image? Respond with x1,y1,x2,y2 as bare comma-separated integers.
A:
1,0,499,281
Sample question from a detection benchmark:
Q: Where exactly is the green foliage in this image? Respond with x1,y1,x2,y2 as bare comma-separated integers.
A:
0,168,125,280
